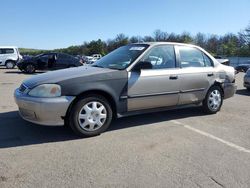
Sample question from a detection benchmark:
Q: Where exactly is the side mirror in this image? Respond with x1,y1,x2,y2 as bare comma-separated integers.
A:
133,61,152,71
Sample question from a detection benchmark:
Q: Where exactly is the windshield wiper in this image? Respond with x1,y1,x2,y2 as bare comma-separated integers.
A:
92,64,122,70
107,67,123,70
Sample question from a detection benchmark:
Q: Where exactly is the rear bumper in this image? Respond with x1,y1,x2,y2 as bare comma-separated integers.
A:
223,82,237,99
244,76,250,88
14,89,75,126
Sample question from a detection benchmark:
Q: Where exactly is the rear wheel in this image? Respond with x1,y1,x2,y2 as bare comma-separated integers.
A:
25,64,36,74
69,95,113,137
5,61,15,69
202,86,223,114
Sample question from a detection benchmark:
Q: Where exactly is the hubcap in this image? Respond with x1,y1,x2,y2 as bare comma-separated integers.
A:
78,101,107,131
208,89,221,111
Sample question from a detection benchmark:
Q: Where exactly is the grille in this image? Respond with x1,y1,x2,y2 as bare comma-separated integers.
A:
19,84,28,93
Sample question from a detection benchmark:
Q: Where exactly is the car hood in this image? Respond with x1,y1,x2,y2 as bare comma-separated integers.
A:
23,56,36,62
23,66,118,88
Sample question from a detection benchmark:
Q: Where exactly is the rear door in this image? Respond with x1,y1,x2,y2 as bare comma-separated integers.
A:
0,49,3,65
175,45,215,105
0,48,14,65
127,44,180,111
56,53,73,69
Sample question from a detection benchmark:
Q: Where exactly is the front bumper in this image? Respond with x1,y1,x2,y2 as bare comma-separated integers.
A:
16,63,24,70
223,82,237,99
244,76,250,88
14,89,75,126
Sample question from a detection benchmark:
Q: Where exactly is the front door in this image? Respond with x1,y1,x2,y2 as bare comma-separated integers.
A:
55,53,71,69
127,45,180,111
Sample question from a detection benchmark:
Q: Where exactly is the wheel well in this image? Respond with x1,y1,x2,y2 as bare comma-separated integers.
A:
212,82,224,97
25,63,36,68
5,60,15,65
65,90,117,120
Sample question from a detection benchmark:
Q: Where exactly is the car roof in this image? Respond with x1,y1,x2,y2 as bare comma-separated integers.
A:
0,46,18,49
125,41,220,70
133,42,200,48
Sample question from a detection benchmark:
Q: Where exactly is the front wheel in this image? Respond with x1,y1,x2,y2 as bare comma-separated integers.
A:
69,95,113,137
25,64,36,74
202,86,223,114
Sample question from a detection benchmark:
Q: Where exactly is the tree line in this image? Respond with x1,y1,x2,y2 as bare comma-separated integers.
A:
20,23,250,57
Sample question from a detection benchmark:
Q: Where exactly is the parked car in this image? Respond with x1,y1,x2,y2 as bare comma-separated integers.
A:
91,54,102,59
214,56,230,66
0,46,22,69
235,64,250,73
17,52,82,73
81,56,92,64
75,55,84,64
14,42,236,137
244,69,250,91
87,57,99,64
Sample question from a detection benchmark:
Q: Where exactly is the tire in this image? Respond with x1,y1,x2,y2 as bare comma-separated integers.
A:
24,64,36,74
247,88,250,91
5,61,15,69
202,86,223,114
69,95,113,137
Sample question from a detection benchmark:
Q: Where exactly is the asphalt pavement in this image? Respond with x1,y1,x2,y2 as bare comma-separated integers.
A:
0,68,250,188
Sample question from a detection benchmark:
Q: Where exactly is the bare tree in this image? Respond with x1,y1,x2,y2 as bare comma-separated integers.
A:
194,32,207,48
239,23,250,47
153,30,168,41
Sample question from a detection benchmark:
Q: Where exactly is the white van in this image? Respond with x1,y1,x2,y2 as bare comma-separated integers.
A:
0,46,22,69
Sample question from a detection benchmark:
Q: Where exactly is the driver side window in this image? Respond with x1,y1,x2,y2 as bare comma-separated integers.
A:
141,45,176,69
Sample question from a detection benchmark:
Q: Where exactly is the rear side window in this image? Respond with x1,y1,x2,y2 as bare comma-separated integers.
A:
178,46,213,68
58,54,76,64
59,54,73,60
0,48,14,54
5,49,14,54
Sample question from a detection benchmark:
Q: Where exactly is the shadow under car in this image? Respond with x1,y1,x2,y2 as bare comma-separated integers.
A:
0,107,207,149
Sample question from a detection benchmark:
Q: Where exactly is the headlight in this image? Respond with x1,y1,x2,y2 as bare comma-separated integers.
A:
29,84,61,98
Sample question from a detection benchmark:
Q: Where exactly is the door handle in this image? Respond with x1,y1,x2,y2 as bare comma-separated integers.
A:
207,73,214,77
169,75,178,80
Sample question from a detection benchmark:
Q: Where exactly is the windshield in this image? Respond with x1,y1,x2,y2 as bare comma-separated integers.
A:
35,54,45,58
93,44,149,70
